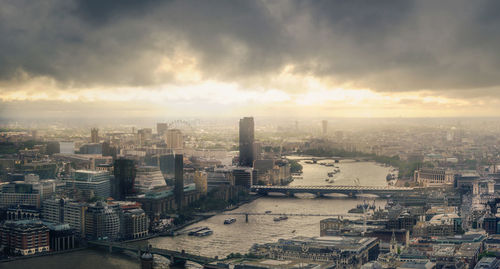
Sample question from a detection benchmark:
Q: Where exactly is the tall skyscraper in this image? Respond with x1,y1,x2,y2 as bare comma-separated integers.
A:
165,129,184,149
239,117,254,167
113,159,136,200
174,154,184,210
322,120,328,135
157,123,168,136
91,128,99,143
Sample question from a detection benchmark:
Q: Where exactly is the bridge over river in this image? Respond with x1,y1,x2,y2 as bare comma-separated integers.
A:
251,185,414,197
89,240,217,267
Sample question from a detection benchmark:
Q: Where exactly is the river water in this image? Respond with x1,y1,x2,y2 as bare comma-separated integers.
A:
3,159,393,269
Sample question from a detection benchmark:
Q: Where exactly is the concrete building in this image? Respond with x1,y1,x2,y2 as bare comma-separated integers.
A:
42,198,87,237
0,182,43,209
91,128,99,143
0,220,49,255
194,170,208,195
122,208,149,240
65,170,111,199
47,223,76,252
474,257,500,269
239,117,254,167
134,166,166,194
79,143,102,154
157,123,168,136
232,168,253,189
85,201,120,240
165,129,183,149
59,141,75,154
251,236,379,268
174,154,184,210
414,168,454,187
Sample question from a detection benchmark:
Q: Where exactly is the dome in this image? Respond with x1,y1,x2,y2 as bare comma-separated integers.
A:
141,252,153,261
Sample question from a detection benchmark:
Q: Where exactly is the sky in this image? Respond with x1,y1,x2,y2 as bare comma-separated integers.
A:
1,0,500,119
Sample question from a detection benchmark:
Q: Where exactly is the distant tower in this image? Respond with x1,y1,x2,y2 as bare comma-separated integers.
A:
157,122,168,137
91,128,99,143
390,229,397,254
239,117,255,167
174,154,184,211
165,129,184,149
322,120,328,135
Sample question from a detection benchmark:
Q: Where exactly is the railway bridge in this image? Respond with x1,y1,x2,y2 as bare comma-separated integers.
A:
251,185,414,197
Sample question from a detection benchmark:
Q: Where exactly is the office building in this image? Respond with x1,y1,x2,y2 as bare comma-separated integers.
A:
251,236,379,267
0,220,49,256
65,170,111,199
239,117,254,167
79,143,102,154
174,154,184,210
0,182,44,209
91,128,99,143
159,154,176,175
194,170,208,195
122,208,149,240
232,168,253,188
157,123,168,136
137,128,153,145
59,141,75,154
474,257,500,269
113,158,136,200
134,166,166,193
47,223,76,251
414,168,454,187
165,129,183,149
85,201,120,240
42,198,87,237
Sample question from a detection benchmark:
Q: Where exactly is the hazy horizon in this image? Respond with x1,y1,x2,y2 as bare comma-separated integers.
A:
2,1,500,118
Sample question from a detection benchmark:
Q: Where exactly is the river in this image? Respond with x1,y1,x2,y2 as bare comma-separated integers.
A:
3,159,394,269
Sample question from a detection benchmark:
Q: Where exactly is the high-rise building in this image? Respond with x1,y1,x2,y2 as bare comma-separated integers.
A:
137,128,153,146
157,123,168,136
113,159,136,200
322,120,328,135
239,117,254,167
91,128,99,143
194,170,208,195
174,154,184,210
165,129,183,149
159,154,176,175
134,166,167,194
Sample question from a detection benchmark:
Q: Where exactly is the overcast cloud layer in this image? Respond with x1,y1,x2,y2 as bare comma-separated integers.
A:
1,0,500,118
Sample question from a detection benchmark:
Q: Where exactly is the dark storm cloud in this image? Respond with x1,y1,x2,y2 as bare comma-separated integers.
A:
2,0,500,94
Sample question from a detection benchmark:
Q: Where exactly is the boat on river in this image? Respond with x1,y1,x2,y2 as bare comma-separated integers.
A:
274,215,288,221
224,218,236,225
